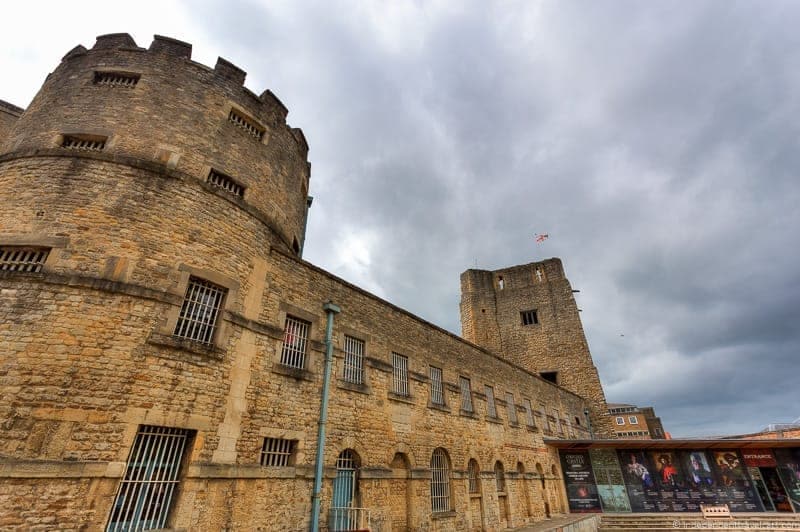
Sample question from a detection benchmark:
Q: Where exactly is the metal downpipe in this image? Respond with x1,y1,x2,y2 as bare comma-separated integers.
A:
310,301,340,532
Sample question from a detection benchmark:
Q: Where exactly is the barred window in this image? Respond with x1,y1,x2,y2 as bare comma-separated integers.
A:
207,169,244,198
392,352,409,396
495,461,506,492
459,376,473,412
342,335,365,384
228,109,265,141
505,392,517,424
485,385,497,418
524,399,535,427
260,437,296,467
94,71,140,87
520,309,538,325
430,448,451,513
468,459,480,494
0,247,49,273
173,277,226,344
106,425,192,532
61,134,106,151
429,366,444,405
280,316,310,369
554,410,563,434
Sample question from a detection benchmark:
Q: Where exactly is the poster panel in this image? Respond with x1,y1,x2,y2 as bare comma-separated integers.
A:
618,450,660,512
709,450,762,511
589,449,631,513
559,450,602,513
774,448,800,512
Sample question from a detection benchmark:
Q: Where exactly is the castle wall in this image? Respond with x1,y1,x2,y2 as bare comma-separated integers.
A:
0,100,23,147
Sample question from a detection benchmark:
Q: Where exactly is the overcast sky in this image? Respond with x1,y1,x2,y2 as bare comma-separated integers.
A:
2,1,798,438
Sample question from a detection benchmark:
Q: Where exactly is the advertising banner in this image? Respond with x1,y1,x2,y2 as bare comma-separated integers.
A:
774,448,800,512
589,448,631,513
742,450,777,468
559,451,602,513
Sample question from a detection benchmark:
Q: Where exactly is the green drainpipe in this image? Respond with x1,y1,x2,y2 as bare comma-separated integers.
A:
310,301,340,532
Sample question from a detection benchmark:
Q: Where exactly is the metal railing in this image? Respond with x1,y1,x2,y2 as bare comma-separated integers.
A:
329,507,371,532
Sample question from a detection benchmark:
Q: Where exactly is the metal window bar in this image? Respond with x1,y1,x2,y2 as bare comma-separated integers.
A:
468,459,480,493
506,392,517,424
228,109,265,140
94,71,140,87
173,277,226,344
331,450,358,531
207,169,244,198
61,135,106,151
329,508,370,532
430,449,450,513
260,438,295,467
524,399,535,427
280,316,310,369
495,463,506,492
391,353,409,396
429,366,444,405
0,247,49,272
485,386,497,418
343,336,364,384
459,377,473,412
106,425,190,532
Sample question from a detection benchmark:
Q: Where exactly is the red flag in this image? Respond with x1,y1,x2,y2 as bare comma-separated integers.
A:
535,233,549,243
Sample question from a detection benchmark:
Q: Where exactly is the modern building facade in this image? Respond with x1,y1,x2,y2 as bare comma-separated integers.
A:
606,403,667,440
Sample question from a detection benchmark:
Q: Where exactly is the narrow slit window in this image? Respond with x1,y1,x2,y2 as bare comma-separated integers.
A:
524,399,535,427
207,169,244,198
228,109,265,141
62,134,106,151
260,437,297,467
342,335,364,384
429,366,444,406
94,71,140,87
280,316,310,369
459,376,473,412
0,247,49,272
505,392,517,424
485,385,497,418
173,277,226,344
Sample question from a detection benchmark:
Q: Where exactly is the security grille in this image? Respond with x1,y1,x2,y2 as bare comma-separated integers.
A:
506,392,517,424
173,277,226,344
342,336,364,384
430,448,450,512
524,399,535,427
207,169,244,198
459,377,473,412
0,247,49,272
485,385,497,418
94,71,140,87
429,366,444,405
62,135,106,151
520,309,538,325
495,462,506,492
391,352,409,396
106,425,191,532
228,109,265,140
280,316,310,369
468,459,480,493
331,450,359,531
260,437,296,467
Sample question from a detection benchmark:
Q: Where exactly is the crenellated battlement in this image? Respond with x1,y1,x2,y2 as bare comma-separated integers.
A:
1,33,313,257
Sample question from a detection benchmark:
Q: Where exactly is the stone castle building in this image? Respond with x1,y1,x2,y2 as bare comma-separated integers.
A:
0,34,611,531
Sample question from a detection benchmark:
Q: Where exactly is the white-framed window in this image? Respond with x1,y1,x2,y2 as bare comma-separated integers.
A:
429,366,444,405
524,399,535,427
629,416,638,424
467,459,480,494
430,448,451,513
260,437,297,467
342,335,365,384
106,425,192,532
280,315,310,369
173,277,227,344
485,385,497,418
0,246,49,273
459,376,473,412
506,392,517,424
615,416,625,425
392,352,409,396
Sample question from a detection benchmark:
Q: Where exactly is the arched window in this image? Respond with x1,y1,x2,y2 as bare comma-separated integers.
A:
468,459,480,494
430,448,451,513
495,461,506,492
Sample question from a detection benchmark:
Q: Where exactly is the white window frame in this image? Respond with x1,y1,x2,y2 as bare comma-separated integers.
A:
392,352,409,397
429,366,445,406
629,415,639,424
616,416,625,425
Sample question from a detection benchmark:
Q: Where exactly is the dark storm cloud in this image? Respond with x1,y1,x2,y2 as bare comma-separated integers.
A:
179,1,800,436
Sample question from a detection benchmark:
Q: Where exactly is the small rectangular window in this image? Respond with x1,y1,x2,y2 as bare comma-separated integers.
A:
615,416,625,425
228,109,265,141
94,71,140,87
0,246,49,273
506,392,517,424
392,352,409,396
207,169,244,198
280,316,310,369
524,399,535,427
173,277,226,344
629,416,638,424
260,437,297,467
342,336,364,384
459,376,473,412
485,385,497,418
429,366,444,405
61,134,106,151
520,309,538,325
